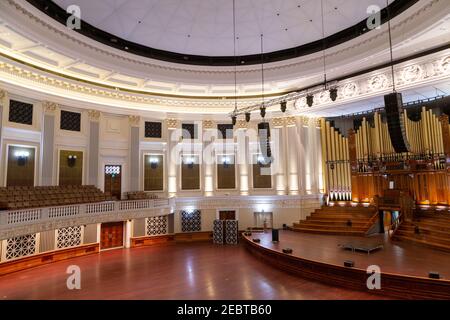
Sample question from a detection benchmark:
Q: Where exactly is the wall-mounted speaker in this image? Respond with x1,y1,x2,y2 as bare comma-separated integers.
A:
258,122,272,163
384,92,411,153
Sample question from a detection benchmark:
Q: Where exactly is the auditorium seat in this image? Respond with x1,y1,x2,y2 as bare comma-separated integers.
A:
0,185,113,211
126,191,158,200
290,203,378,236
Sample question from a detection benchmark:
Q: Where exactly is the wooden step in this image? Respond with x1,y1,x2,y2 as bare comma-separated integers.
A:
301,219,368,227
293,223,367,231
289,226,366,236
392,234,450,252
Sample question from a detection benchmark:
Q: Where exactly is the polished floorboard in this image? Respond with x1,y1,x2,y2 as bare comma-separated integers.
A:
0,242,387,300
253,231,450,279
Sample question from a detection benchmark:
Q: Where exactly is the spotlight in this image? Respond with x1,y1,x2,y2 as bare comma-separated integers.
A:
329,88,338,101
231,115,237,126
260,107,266,118
280,101,287,112
245,112,251,122
306,95,314,107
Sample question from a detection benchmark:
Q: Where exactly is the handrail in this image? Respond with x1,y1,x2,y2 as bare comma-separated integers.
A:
0,198,170,230
389,211,404,238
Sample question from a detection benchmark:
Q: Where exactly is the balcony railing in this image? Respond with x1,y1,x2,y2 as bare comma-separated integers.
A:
0,198,171,230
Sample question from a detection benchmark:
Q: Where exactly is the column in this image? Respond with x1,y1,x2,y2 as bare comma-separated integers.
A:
166,118,179,197
203,120,214,196
129,115,141,192
271,118,287,195
236,120,249,195
286,118,300,195
0,89,6,184
125,220,132,248
88,110,100,186
41,102,57,186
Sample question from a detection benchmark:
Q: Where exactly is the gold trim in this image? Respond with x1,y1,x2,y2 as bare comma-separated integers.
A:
0,52,288,101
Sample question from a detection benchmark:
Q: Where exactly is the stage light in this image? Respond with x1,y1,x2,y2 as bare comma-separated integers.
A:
344,260,355,268
282,248,293,254
329,88,338,101
260,107,266,118
231,115,237,126
306,95,314,107
149,157,159,169
245,112,251,122
14,151,30,158
280,101,287,112
429,272,440,279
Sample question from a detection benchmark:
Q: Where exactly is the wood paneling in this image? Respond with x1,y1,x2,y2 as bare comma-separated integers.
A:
174,231,212,242
131,235,175,247
144,155,164,191
100,222,124,250
0,243,99,276
252,157,272,189
181,156,200,190
217,155,236,189
59,150,83,186
6,146,35,187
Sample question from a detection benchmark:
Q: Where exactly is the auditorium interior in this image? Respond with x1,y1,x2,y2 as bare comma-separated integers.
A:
0,0,449,301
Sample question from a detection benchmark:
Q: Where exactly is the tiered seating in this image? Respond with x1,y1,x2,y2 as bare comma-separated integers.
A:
290,203,378,236
126,191,158,200
0,185,113,211
392,210,450,252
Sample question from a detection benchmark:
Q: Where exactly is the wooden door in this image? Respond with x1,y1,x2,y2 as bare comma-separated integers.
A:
104,165,122,200
219,211,236,220
100,222,124,250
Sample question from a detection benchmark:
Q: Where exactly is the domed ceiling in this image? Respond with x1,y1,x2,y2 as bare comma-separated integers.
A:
49,0,394,60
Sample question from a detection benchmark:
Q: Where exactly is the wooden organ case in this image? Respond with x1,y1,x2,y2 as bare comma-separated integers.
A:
321,104,450,208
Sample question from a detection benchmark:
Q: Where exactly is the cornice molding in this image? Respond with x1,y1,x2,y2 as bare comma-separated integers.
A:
4,0,441,76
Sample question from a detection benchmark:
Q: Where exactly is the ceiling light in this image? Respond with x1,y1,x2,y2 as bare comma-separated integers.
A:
245,112,251,122
260,107,266,118
306,95,314,107
231,115,237,126
329,88,338,101
280,101,287,112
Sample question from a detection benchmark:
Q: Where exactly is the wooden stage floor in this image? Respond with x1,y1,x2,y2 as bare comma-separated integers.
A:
246,230,450,279
0,241,387,300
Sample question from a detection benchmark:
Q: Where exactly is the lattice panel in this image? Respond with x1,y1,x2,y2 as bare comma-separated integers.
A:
213,220,224,244
60,110,81,132
105,165,121,175
182,123,197,139
181,210,201,232
225,220,239,245
146,215,168,236
56,226,82,249
145,121,162,138
5,234,37,260
217,124,234,139
9,100,33,125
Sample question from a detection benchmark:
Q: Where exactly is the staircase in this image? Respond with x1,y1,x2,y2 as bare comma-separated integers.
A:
392,211,450,252
290,204,378,236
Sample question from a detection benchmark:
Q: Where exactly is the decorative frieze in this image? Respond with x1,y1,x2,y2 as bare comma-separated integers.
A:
166,118,178,130
128,115,140,126
236,120,248,130
42,101,58,114
202,120,214,129
88,110,101,121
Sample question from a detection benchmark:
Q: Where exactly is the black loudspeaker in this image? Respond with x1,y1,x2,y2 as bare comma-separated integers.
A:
344,260,355,268
429,272,440,279
258,122,272,162
384,92,411,153
272,229,279,243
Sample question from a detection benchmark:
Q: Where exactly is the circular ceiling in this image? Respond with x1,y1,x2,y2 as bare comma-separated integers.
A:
52,0,388,57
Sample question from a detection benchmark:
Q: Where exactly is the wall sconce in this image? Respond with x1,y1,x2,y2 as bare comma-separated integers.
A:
149,157,159,169
67,155,77,167
222,156,231,168
184,157,195,169
15,150,30,166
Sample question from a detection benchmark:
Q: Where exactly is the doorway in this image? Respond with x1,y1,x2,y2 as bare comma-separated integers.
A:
219,210,236,221
104,165,122,200
100,222,124,250
254,211,273,229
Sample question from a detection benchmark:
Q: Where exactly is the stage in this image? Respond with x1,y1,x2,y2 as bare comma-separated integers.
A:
243,230,450,299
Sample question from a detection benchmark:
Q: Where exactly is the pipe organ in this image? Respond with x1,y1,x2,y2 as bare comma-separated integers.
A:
320,119,351,201
320,108,450,206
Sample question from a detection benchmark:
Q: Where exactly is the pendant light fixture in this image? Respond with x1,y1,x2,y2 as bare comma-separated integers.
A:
231,0,238,126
